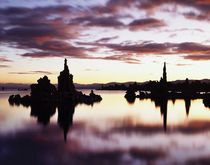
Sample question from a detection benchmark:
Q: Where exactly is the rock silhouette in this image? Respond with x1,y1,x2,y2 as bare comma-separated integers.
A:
9,59,102,105
31,76,57,102
125,62,168,101
124,62,210,109
58,58,76,98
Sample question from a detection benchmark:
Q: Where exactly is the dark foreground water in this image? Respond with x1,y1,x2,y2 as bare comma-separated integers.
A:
1,90,210,165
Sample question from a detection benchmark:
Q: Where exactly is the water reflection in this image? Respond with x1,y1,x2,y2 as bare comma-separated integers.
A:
31,103,56,125
160,99,168,132
156,98,191,132
6,93,206,139
58,104,75,142
184,98,191,116
134,97,194,132
3,91,210,165
16,102,76,142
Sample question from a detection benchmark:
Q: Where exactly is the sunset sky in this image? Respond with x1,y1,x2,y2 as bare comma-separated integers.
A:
1,0,210,84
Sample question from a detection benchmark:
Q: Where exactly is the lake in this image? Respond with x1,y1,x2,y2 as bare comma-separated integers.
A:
1,90,210,165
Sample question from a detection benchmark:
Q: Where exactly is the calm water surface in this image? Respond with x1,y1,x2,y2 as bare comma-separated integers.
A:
1,90,210,165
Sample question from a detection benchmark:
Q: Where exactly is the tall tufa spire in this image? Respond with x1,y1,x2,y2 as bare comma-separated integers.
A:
64,58,68,71
163,62,167,83
64,58,67,66
58,58,75,93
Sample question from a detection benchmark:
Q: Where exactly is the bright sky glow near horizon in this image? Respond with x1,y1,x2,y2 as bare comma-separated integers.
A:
1,0,210,84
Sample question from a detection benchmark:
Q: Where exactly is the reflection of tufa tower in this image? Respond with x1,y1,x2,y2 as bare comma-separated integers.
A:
58,59,75,95
58,103,75,142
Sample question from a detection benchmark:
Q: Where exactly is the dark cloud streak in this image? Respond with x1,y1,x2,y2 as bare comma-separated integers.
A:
0,57,12,62
8,71,53,75
78,41,210,61
128,18,165,30
0,65,9,68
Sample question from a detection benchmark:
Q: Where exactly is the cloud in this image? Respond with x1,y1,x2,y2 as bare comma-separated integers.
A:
100,54,141,64
128,18,165,30
1,1,210,64
183,55,210,61
169,33,177,38
84,69,99,72
0,65,9,68
78,41,210,61
95,36,118,43
8,71,53,75
70,15,165,31
0,6,143,64
174,42,210,54
176,63,192,66
91,0,210,22
91,0,135,15
0,57,12,62
161,28,204,33
183,12,209,21
0,6,86,57
78,41,171,54
70,16,124,28
22,40,88,58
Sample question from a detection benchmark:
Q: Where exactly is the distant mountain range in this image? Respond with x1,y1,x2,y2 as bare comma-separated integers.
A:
1,79,210,90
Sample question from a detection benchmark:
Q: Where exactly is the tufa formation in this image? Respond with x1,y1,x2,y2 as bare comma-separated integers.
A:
9,59,102,105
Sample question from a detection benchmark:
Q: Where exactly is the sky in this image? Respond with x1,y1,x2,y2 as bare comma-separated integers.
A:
1,0,210,84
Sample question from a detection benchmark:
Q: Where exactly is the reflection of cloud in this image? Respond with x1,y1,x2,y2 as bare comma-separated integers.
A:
106,119,210,135
0,121,165,165
0,122,167,165
186,157,210,165
2,117,210,164
130,147,166,161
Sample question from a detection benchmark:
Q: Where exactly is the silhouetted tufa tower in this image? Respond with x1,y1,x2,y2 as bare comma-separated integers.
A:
160,62,167,85
157,62,168,98
58,58,75,95
163,62,167,83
